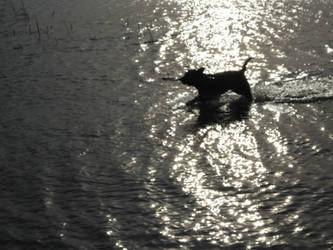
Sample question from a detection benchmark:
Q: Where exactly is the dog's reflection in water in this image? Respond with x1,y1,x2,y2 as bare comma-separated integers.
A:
186,96,252,127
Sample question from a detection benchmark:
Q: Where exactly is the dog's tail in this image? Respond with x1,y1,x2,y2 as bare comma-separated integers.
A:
241,57,254,72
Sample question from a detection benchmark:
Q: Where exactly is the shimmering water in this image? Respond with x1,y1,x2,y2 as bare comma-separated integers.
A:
1,0,333,249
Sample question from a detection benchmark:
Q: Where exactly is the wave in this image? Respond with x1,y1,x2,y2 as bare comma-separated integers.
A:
253,75,333,104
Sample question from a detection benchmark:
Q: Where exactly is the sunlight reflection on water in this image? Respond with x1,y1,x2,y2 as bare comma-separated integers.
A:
169,123,274,245
144,0,333,99
135,0,333,248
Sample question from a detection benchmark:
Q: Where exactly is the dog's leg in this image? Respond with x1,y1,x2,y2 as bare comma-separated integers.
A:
230,79,253,101
186,95,202,106
242,79,253,101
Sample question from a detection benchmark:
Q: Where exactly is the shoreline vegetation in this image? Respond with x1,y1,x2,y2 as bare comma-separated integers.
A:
3,0,160,50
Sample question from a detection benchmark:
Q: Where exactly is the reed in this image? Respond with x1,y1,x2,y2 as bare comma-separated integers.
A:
63,21,74,35
144,25,157,44
45,25,49,38
35,19,41,40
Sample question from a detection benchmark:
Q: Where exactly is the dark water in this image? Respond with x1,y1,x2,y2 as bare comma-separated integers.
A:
1,0,333,249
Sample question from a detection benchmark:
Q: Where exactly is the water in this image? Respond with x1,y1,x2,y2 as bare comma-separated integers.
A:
1,0,333,249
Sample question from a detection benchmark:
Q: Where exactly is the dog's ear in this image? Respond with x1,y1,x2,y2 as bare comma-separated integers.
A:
198,67,205,73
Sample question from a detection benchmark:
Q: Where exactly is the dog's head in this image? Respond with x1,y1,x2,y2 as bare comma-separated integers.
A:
179,68,205,87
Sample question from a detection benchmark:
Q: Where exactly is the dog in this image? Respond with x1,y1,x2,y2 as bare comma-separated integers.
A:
179,58,254,102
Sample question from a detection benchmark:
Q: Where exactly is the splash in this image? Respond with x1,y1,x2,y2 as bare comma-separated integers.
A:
253,75,333,103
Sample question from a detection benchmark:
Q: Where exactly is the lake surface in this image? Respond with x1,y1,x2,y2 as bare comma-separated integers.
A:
1,0,333,249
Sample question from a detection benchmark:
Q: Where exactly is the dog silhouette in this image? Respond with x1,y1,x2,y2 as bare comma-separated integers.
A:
180,58,254,103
